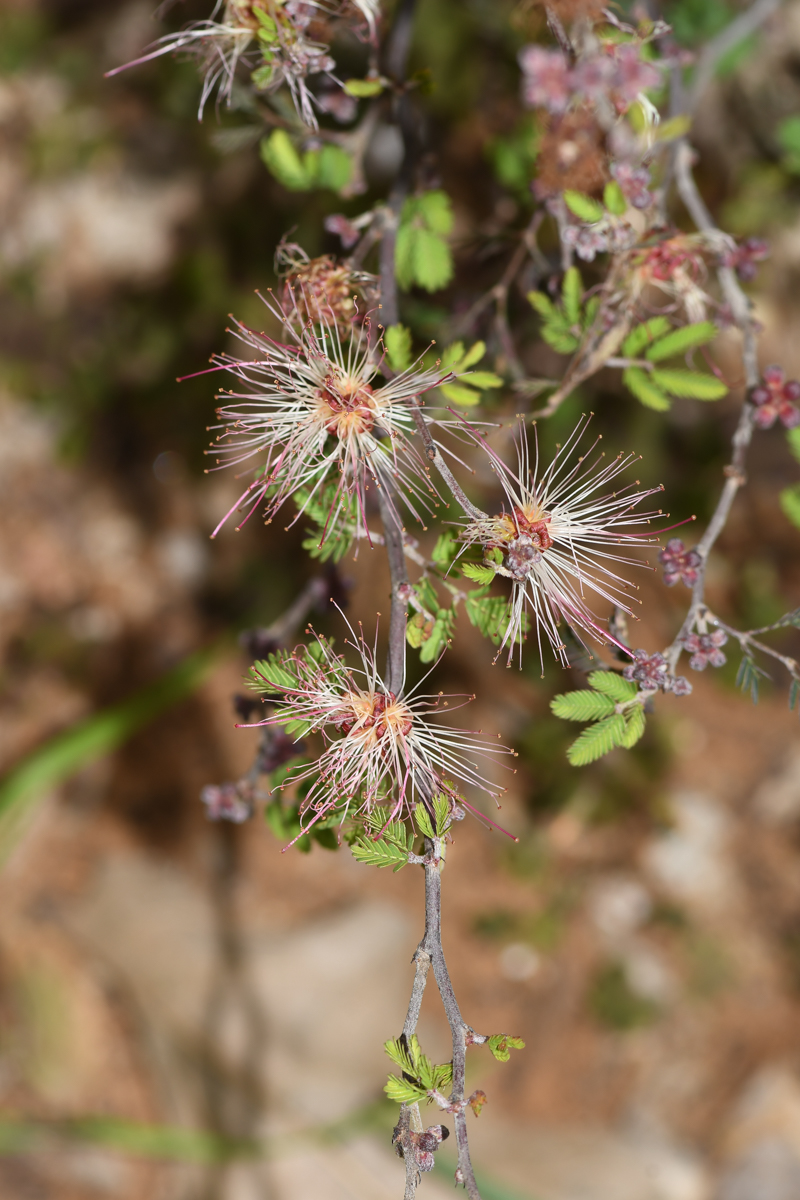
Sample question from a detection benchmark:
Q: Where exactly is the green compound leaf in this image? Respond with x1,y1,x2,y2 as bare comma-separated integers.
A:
315,143,352,192
385,324,412,372
394,222,416,290
250,655,297,693
551,690,616,721
644,321,718,362
418,607,455,663
464,370,504,388
462,562,496,585
461,340,487,368
787,427,800,466
351,836,409,871
416,189,454,236
440,382,482,406
487,1034,526,1063
588,670,638,702
563,190,604,222
567,713,627,766
603,180,627,215
260,129,311,190
343,76,385,96
562,266,583,326
620,703,646,748
790,678,799,715
736,654,766,704
432,531,456,567
414,803,435,839
433,792,451,836
464,593,518,645
622,317,672,358
406,612,432,649
623,366,672,411
649,368,727,400
527,290,556,319
412,228,454,292
415,576,441,616
385,1076,427,1104
780,482,800,529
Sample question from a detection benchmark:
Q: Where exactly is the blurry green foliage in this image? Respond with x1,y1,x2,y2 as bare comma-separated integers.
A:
0,644,222,865
0,9,48,74
588,962,659,1031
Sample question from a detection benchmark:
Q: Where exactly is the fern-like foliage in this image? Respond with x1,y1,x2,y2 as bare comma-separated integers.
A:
621,320,725,411
528,267,599,355
551,670,645,765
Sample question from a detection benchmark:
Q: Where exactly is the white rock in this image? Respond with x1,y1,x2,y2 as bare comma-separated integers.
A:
643,792,737,914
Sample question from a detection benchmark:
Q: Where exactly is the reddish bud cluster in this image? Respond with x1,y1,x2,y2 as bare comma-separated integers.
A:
682,629,728,671
640,237,704,283
519,44,659,115
658,538,701,588
201,781,254,823
721,236,769,283
751,365,800,430
623,649,692,695
611,161,652,209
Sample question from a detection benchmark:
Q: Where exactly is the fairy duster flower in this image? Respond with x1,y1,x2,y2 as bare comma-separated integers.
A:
458,418,664,668
245,627,512,840
203,290,450,544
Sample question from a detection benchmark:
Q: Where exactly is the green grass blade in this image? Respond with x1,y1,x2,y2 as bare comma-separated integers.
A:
0,643,222,862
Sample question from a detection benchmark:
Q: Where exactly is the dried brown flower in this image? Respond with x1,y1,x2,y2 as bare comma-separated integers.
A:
534,108,607,198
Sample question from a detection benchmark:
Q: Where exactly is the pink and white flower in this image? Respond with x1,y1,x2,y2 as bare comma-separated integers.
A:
458,417,664,668
203,291,450,544
245,627,512,837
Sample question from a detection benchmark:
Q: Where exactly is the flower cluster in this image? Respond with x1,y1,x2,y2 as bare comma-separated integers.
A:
519,43,660,116
277,242,375,332
204,292,448,543
751,365,800,430
458,418,664,668
611,161,653,210
658,538,701,588
244,630,511,837
562,214,636,262
201,780,255,823
623,650,692,695
721,236,769,283
107,0,377,127
682,629,728,671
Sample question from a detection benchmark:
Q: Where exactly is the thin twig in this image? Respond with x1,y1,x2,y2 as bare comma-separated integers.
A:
664,143,761,669
411,405,487,520
688,0,780,112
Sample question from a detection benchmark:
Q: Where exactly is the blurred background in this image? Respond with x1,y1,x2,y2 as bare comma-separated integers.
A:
2,0,800,1198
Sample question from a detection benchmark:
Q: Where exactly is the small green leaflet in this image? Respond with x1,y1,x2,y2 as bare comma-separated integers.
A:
350,837,410,870
643,321,718,362
344,76,385,96
438,340,503,405
787,426,800,466
790,679,800,716
462,563,496,585
552,671,644,766
384,324,412,372
551,690,615,721
419,608,455,663
562,267,582,326
297,481,358,563
622,318,672,358
736,655,767,704
528,268,594,356
623,368,672,411
603,180,627,215
563,190,604,223
588,670,638,702
396,191,454,293
351,807,414,871
431,530,457,567
464,593,524,646
260,130,352,194
567,713,627,766
649,368,727,400
250,654,296,693
487,1034,525,1063
384,1035,452,1103
384,1076,427,1104
415,793,452,839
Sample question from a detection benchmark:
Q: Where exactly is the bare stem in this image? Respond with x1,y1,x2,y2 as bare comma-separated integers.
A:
411,405,487,520
664,144,761,669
